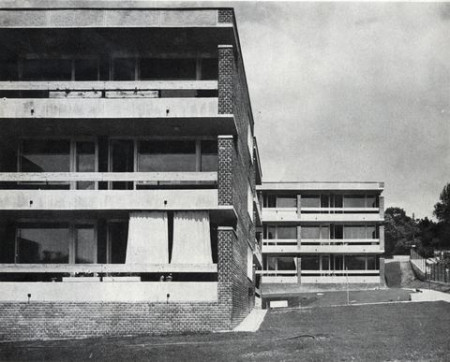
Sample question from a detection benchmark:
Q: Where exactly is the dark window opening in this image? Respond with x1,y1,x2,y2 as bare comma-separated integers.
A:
140,58,197,80
200,58,218,80
108,222,128,264
110,140,134,190
0,59,18,81
138,140,196,172
74,59,98,80
201,140,218,171
21,140,71,173
22,59,72,81
113,58,135,81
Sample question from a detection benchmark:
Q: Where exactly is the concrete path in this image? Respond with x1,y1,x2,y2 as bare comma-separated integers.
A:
233,308,267,332
409,288,450,303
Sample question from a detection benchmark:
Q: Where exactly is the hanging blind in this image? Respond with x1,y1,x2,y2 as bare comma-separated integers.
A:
171,211,213,264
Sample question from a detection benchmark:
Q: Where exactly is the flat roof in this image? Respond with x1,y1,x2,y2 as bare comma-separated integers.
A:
258,181,384,191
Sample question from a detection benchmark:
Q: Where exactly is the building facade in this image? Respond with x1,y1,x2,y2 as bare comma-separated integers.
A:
0,4,262,340
257,182,385,299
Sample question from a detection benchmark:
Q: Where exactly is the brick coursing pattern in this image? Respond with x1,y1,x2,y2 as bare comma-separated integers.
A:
217,43,256,326
0,302,230,342
218,9,233,23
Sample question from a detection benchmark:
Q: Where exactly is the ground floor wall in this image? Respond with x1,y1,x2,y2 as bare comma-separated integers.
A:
0,302,232,342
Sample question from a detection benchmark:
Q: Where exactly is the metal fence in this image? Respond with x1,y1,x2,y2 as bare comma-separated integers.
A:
410,249,450,284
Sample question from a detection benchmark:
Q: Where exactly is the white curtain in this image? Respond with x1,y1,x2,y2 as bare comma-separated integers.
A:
126,211,169,264
171,211,212,264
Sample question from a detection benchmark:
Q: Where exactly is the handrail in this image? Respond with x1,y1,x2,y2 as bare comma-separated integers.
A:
0,172,217,183
0,80,218,91
0,263,217,274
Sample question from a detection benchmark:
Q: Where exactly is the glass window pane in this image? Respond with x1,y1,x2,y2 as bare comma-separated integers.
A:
138,140,196,172
22,59,72,81
21,140,70,172
321,255,330,270
367,226,376,239
367,256,377,270
276,196,296,208
301,256,320,270
76,142,96,190
201,58,218,80
344,196,366,208
320,226,330,239
277,226,297,239
75,226,96,264
301,226,320,239
201,140,218,171
267,256,277,270
266,226,276,239
334,195,343,208
113,58,135,80
108,222,128,264
17,224,70,263
344,226,367,239
75,59,98,80
302,196,320,208
321,195,329,208
366,195,377,208
140,58,196,80
278,257,296,270
0,59,18,81
346,256,366,270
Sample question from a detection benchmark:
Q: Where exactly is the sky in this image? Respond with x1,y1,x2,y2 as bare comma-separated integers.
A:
226,1,450,219
114,1,449,218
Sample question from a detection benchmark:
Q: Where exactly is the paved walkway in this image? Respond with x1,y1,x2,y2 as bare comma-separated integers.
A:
233,308,267,332
409,288,450,303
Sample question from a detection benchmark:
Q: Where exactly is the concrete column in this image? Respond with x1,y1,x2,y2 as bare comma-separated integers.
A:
379,224,385,252
297,226,302,250
379,257,386,287
296,194,302,219
379,196,385,219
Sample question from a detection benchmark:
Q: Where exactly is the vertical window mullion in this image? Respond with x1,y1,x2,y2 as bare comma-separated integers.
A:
195,140,201,171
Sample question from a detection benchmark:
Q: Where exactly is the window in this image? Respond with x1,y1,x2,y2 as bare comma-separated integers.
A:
200,140,218,171
74,59,99,80
138,140,196,172
265,226,276,239
75,225,96,263
343,196,366,208
278,257,296,271
277,226,297,239
302,195,320,208
343,226,367,239
276,196,297,208
113,58,136,80
0,59,18,81
21,140,71,173
22,59,72,81
140,58,197,80
107,222,128,264
301,256,320,270
76,142,96,190
16,223,71,264
200,58,218,80
346,256,367,270
301,226,321,239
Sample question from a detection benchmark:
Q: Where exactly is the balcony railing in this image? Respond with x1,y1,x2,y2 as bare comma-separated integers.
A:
0,172,217,189
0,80,218,97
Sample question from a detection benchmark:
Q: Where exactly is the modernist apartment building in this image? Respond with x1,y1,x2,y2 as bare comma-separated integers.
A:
0,3,263,340
258,182,385,296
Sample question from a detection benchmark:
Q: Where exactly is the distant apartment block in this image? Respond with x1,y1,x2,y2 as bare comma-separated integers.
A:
0,4,262,340
257,182,385,296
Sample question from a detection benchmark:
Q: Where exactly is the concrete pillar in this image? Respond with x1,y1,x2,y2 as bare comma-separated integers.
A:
379,196,385,219
379,224,385,252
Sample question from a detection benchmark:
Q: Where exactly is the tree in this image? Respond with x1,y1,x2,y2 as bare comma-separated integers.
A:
384,207,420,256
434,183,450,223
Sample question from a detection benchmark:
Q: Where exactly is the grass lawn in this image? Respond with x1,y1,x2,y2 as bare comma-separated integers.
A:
1,301,450,361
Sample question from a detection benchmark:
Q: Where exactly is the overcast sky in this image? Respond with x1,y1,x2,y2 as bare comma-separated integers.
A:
225,1,449,219
169,1,450,218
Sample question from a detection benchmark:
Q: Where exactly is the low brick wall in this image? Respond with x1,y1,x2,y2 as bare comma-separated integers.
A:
0,302,230,342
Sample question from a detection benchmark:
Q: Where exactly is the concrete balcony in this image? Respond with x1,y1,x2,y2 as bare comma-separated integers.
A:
0,97,219,119
261,239,383,254
261,208,383,223
0,8,230,28
0,189,218,211
0,281,218,303
300,270,381,284
257,270,298,284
